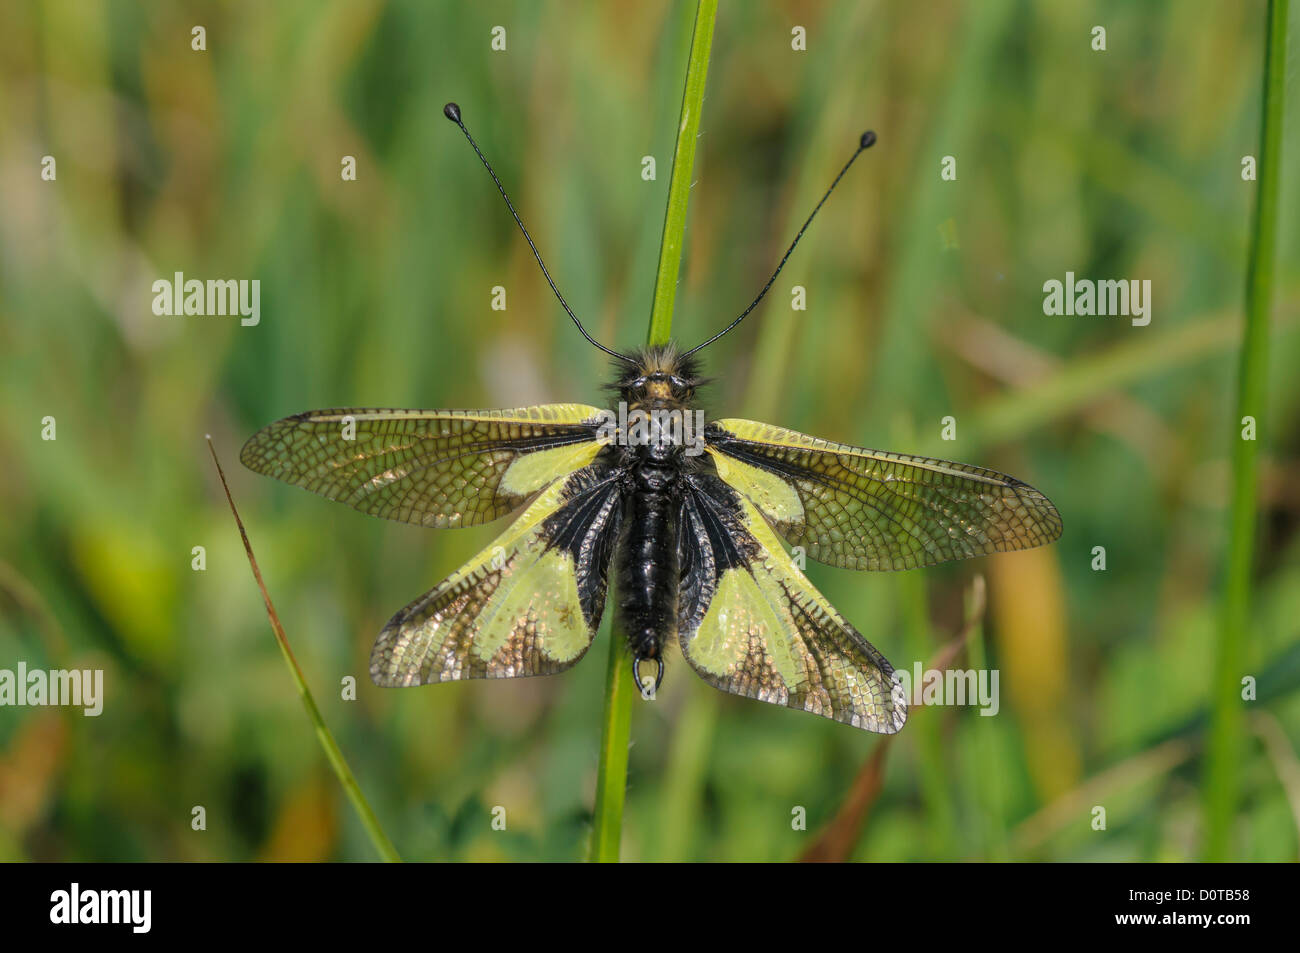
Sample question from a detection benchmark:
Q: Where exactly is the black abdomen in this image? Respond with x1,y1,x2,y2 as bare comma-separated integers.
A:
616,458,681,690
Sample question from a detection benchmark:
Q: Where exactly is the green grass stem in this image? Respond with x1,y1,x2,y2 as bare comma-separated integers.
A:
1203,0,1288,862
588,0,718,863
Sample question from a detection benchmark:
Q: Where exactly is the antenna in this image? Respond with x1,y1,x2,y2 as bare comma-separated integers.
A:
443,103,634,363
682,129,878,357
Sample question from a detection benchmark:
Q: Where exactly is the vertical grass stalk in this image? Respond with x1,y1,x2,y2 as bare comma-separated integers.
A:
588,0,717,863
1203,0,1288,861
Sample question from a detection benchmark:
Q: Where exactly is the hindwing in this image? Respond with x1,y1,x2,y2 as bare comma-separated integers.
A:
677,473,907,733
370,464,622,686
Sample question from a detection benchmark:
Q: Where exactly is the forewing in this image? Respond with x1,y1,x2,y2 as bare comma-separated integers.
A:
370,465,622,686
241,404,609,528
707,419,1062,571
677,474,907,733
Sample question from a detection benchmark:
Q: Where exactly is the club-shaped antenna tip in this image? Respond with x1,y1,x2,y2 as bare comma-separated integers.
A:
860,130,877,150
443,102,462,123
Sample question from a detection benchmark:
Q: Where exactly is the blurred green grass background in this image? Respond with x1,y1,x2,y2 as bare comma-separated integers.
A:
1,0,1298,861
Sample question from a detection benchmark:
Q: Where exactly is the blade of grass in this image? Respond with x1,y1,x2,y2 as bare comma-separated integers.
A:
963,579,1008,861
1203,0,1288,862
589,0,717,863
206,438,401,863
589,606,636,864
897,570,958,855
644,0,717,350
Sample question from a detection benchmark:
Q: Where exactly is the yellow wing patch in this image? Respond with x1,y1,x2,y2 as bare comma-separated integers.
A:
472,548,591,667
500,438,607,498
706,446,805,532
692,569,800,693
